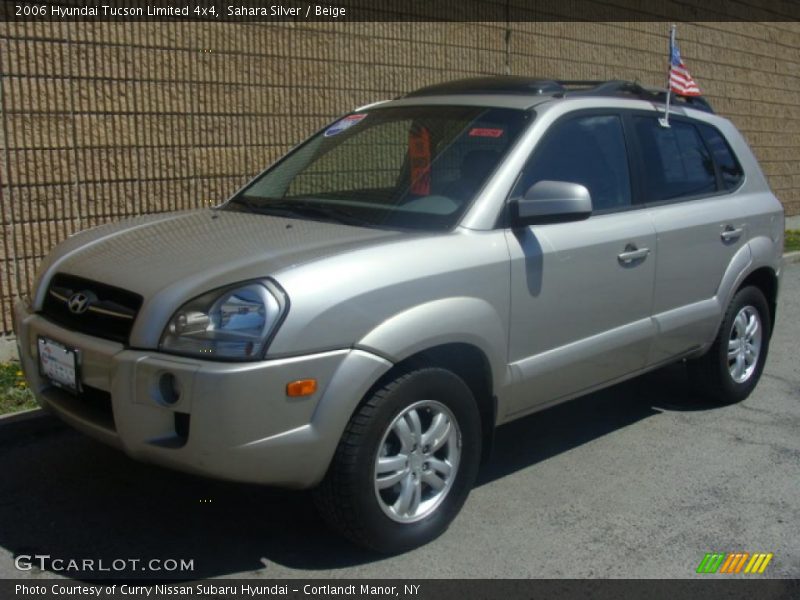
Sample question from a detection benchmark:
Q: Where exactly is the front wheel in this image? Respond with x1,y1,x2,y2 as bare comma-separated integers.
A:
314,367,482,553
688,286,771,404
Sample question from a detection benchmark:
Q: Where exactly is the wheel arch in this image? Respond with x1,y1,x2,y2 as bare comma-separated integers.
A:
313,342,492,551
357,342,497,466
736,266,778,333
717,236,780,334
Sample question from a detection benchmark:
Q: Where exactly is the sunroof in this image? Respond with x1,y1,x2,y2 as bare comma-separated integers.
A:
405,77,566,98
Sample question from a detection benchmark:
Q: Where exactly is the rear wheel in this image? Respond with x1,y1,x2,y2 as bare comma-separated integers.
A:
314,367,481,553
688,286,771,404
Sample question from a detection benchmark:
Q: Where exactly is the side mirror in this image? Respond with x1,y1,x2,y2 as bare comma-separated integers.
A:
512,180,592,226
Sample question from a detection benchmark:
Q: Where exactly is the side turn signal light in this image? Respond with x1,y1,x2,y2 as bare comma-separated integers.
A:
286,379,317,397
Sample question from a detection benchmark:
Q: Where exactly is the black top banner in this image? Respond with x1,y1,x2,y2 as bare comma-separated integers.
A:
2,0,800,22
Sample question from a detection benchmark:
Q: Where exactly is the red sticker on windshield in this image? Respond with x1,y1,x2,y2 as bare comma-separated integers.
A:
409,127,431,195
469,128,504,138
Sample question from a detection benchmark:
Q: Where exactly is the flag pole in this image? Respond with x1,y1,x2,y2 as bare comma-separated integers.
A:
659,24,676,128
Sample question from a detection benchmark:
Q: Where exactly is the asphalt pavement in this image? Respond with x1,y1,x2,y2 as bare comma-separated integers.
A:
0,263,798,580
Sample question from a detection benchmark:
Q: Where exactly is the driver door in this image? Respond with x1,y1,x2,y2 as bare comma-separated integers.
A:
505,112,657,417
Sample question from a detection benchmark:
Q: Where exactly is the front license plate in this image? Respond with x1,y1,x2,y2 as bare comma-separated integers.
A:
38,336,79,393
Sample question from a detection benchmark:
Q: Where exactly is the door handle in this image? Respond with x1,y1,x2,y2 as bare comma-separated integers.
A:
721,225,744,242
618,244,650,264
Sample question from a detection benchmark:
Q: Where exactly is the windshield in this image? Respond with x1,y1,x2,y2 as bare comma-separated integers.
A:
226,105,531,230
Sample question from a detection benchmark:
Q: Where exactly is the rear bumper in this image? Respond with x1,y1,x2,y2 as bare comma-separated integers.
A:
14,300,392,488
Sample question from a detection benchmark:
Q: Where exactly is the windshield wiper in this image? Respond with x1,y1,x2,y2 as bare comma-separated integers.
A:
230,197,268,214
233,198,373,227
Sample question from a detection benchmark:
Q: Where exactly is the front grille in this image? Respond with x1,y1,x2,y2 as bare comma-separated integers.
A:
41,274,143,344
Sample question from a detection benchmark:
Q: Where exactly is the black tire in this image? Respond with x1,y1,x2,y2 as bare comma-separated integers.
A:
687,286,771,404
313,367,482,553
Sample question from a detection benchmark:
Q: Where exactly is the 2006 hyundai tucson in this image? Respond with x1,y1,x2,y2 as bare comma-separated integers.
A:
16,77,784,552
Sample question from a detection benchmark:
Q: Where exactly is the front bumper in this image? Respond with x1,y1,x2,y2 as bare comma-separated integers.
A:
14,300,392,488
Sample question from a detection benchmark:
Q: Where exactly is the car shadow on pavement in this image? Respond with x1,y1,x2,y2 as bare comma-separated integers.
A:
479,361,718,486
0,363,716,580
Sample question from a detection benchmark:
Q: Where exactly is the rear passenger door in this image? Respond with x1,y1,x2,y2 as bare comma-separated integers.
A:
505,112,657,416
629,114,748,362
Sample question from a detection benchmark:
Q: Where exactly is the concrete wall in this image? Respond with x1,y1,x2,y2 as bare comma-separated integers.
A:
1,18,799,336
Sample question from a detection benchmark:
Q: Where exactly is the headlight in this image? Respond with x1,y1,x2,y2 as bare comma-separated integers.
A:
160,281,287,360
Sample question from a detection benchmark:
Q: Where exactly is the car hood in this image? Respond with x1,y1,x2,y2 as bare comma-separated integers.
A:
34,209,404,340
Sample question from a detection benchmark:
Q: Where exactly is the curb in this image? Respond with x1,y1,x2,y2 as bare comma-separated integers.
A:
0,335,18,362
784,251,800,264
0,406,46,425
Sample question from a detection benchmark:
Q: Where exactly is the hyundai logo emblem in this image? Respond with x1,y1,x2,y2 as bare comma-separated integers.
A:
67,291,94,315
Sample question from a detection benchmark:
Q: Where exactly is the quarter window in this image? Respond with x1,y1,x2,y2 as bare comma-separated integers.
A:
633,117,716,202
698,124,744,190
512,114,632,212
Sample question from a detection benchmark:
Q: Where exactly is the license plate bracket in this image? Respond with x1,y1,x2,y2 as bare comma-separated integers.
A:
38,336,80,393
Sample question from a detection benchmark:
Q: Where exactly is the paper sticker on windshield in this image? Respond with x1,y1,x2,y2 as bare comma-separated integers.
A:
469,127,504,138
324,114,367,137
409,126,431,195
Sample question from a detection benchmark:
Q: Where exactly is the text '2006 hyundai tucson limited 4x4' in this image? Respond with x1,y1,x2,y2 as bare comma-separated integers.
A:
16,77,784,552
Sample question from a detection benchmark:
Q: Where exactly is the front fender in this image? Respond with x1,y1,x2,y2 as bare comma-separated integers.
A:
354,296,508,392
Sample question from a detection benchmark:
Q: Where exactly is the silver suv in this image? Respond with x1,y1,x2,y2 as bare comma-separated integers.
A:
15,78,784,552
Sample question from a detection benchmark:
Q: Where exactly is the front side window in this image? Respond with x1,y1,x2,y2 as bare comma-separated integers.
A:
511,114,632,212
633,117,717,202
227,106,531,230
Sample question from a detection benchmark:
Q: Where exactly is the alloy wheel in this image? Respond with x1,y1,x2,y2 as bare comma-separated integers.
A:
727,305,762,384
373,400,461,523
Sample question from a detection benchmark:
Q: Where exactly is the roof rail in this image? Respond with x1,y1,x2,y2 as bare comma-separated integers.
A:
561,80,714,113
403,77,714,113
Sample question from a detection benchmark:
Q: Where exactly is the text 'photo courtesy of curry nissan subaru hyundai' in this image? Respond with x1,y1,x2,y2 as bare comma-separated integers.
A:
15,77,784,553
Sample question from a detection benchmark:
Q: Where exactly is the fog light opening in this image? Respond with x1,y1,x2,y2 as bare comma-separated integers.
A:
174,411,190,442
159,372,181,405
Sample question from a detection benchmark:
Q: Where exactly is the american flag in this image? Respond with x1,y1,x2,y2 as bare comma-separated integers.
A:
669,41,701,96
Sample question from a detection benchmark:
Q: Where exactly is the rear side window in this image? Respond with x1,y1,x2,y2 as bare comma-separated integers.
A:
698,124,744,190
512,114,631,212
633,117,716,202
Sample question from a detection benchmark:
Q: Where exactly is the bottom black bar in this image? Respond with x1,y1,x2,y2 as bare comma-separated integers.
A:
2,579,798,600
